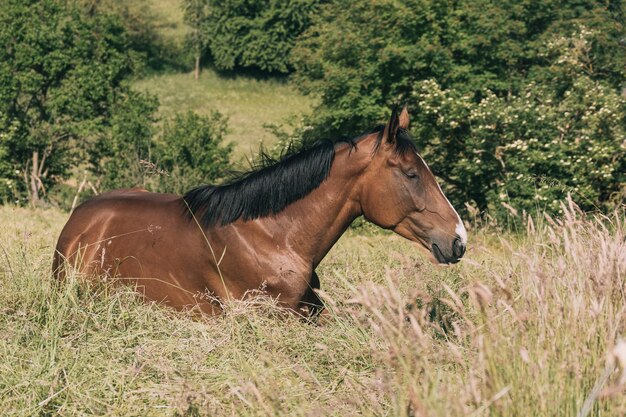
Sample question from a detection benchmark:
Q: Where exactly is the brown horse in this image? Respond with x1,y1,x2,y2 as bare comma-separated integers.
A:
53,106,466,317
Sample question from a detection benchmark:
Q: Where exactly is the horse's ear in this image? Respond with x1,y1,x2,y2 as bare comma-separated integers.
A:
399,104,410,129
383,105,401,144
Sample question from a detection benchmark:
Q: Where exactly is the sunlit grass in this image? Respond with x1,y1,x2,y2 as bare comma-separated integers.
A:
143,0,188,45
122,0,314,158
1,203,625,416
134,71,314,158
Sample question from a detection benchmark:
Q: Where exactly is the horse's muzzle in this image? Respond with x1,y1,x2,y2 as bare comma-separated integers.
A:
432,236,465,264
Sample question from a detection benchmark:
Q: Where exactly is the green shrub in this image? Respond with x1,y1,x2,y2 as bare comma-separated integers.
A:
410,30,625,220
0,114,18,203
83,106,233,197
154,111,232,194
411,77,625,222
0,0,143,204
90,91,159,192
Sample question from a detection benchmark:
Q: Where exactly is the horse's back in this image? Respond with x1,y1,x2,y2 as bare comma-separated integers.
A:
78,188,180,207
53,188,186,277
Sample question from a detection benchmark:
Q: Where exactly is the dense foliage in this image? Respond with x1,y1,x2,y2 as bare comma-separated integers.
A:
195,0,319,73
0,0,232,206
90,92,159,192
291,0,626,218
88,103,232,197
80,0,185,71
0,0,143,204
155,111,232,194
412,74,625,219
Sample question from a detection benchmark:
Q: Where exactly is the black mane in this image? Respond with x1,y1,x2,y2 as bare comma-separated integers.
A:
184,125,416,228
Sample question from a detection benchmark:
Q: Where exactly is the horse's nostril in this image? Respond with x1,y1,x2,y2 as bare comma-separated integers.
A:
453,238,466,259
433,239,465,264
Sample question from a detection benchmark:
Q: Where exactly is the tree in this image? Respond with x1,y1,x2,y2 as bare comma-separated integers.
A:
199,0,319,73
290,0,625,218
291,0,625,136
182,0,210,79
0,0,141,205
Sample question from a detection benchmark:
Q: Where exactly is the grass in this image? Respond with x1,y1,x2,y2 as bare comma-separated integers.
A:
1,202,625,416
124,0,314,158
134,71,313,158
141,0,188,46
5,2,623,414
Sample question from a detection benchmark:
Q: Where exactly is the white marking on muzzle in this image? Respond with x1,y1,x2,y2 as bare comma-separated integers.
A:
455,221,467,245
416,152,467,244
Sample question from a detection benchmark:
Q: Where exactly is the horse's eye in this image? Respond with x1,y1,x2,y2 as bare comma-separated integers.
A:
405,171,418,179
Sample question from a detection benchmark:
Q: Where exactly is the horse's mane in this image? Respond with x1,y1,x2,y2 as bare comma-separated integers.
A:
183,125,416,228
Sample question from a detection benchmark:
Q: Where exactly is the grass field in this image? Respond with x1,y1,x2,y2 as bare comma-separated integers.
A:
142,0,188,46
134,72,313,158
126,0,314,158
1,203,625,416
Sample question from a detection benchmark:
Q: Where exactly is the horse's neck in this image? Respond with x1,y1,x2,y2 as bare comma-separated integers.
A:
266,139,370,267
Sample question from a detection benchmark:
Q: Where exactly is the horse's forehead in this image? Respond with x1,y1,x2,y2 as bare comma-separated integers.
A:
412,152,442,185
411,151,431,170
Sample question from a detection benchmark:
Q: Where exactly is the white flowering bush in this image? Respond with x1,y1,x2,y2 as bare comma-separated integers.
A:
411,31,625,221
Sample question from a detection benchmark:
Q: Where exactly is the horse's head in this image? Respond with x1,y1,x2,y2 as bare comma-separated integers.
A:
360,106,467,264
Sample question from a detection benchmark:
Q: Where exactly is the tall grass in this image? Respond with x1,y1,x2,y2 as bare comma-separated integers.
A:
348,200,626,416
0,201,624,416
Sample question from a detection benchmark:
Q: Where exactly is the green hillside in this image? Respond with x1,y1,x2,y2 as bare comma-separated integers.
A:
143,0,188,45
130,0,314,157
134,72,313,157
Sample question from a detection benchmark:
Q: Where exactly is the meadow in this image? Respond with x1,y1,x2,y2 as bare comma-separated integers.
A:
129,0,314,157
133,72,313,157
1,202,625,416
1,1,624,415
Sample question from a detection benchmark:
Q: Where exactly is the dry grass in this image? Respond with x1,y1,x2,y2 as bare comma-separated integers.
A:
0,201,625,416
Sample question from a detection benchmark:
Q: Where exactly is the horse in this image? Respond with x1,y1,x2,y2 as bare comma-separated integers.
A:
53,106,467,317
